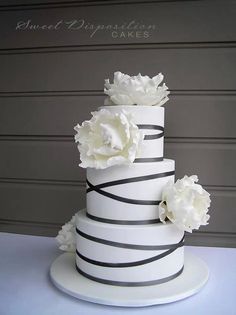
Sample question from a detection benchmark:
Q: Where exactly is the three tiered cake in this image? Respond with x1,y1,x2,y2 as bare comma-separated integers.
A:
53,72,211,304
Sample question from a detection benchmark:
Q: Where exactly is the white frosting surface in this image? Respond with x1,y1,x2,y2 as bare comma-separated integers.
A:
76,210,184,283
87,159,175,221
77,209,183,245
76,249,184,282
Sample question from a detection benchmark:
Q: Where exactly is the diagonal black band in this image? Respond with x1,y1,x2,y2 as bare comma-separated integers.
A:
137,124,164,130
137,124,164,140
134,157,163,163
86,170,174,205
76,238,183,268
76,228,185,251
75,264,184,287
86,212,164,225
87,179,161,205
87,170,174,193
144,134,164,140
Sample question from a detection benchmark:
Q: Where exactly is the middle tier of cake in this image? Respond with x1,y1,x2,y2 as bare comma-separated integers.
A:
86,159,175,223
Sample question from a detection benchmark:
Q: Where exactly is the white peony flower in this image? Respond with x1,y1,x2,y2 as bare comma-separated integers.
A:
159,175,211,233
74,108,143,169
104,71,170,106
56,215,76,252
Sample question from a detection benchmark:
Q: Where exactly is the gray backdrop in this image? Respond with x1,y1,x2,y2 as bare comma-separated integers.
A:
0,0,235,247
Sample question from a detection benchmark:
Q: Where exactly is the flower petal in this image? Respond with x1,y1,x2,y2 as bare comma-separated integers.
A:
104,72,169,106
74,108,143,169
159,175,211,232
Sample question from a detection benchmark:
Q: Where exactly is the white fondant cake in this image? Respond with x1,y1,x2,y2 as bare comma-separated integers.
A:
56,71,210,290
75,103,184,286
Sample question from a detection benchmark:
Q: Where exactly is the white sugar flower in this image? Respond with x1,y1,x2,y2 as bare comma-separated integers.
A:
74,108,143,169
104,71,170,106
56,215,76,252
159,175,211,233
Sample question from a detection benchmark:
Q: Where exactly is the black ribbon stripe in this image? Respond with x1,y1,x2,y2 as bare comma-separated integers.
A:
86,212,165,225
138,124,164,130
76,239,183,268
76,264,184,287
86,170,174,206
87,170,174,193
134,157,163,163
137,124,164,140
76,228,184,251
87,179,160,205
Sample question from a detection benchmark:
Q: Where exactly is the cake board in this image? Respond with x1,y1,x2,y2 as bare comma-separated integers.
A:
50,252,209,307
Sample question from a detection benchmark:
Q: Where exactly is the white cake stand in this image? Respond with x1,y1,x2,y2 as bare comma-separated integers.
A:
50,252,209,307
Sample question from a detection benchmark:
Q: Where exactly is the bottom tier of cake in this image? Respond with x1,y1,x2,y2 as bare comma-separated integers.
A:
75,209,184,286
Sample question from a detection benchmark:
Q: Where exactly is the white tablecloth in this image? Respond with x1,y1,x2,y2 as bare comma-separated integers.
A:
0,232,235,315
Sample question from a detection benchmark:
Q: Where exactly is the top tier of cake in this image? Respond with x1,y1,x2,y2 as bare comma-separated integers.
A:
99,105,165,162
